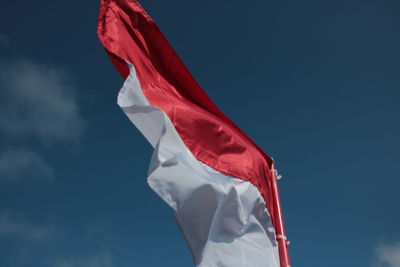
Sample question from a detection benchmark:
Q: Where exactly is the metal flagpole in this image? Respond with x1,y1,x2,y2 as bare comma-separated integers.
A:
271,163,291,267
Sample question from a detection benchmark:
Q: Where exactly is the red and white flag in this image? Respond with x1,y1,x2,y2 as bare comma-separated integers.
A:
97,1,290,266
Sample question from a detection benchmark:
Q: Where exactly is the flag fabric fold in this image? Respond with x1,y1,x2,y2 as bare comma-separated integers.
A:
98,1,286,266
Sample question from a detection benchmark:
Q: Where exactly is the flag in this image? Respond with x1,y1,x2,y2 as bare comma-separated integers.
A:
97,1,290,266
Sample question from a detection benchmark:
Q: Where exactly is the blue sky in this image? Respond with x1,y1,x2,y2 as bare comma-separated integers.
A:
0,0,399,266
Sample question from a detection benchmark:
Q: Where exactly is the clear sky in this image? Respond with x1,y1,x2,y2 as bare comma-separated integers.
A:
0,0,399,266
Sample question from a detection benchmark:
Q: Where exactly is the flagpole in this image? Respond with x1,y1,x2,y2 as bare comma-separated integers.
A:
271,163,291,267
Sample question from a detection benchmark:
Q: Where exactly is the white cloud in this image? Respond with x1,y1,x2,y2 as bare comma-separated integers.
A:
0,213,53,241
374,241,400,267
0,58,85,182
53,251,115,267
0,147,53,182
0,59,85,143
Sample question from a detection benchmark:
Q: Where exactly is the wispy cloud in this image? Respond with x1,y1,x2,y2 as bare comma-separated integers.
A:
52,251,115,267
0,147,53,182
0,213,114,267
373,241,400,267
0,213,53,241
0,57,85,182
0,59,85,143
